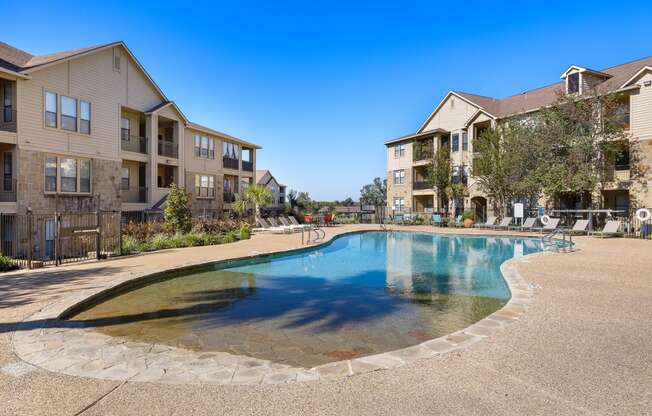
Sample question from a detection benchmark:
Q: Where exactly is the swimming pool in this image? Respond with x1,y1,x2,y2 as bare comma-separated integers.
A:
71,231,544,367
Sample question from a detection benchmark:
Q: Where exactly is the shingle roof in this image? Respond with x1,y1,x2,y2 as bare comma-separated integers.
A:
453,55,652,118
0,41,120,72
255,170,270,184
0,42,34,72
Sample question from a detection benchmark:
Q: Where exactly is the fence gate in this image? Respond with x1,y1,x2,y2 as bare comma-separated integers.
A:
0,210,121,268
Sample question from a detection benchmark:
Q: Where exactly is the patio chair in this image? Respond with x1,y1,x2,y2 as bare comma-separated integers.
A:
474,215,497,229
431,214,443,227
451,215,463,227
568,219,590,235
288,215,309,228
491,217,513,230
533,218,560,233
589,220,624,238
509,217,536,231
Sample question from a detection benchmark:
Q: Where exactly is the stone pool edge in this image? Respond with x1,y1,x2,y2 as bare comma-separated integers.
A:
11,228,545,386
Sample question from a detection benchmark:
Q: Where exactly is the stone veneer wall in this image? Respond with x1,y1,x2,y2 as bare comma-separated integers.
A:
184,172,224,213
386,168,412,212
17,149,121,213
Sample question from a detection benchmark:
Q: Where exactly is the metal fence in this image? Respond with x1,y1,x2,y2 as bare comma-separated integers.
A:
0,210,121,268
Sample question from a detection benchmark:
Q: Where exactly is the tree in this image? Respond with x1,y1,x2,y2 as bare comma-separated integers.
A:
341,197,355,206
426,146,453,212
360,177,386,206
240,184,273,222
164,183,192,233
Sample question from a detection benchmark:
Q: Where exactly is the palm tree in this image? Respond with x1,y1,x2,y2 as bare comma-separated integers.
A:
240,184,273,222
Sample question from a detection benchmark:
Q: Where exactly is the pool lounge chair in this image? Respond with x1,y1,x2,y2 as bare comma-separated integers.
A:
491,217,513,230
279,216,311,231
568,219,590,235
268,217,298,233
589,220,624,238
254,218,291,234
533,218,560,233
474,215,497,229
509,217,536,231
451,215,463,227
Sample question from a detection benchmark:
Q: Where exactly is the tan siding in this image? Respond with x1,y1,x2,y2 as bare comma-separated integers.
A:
184,127,221,173
631,72,652,140
422,95,479,132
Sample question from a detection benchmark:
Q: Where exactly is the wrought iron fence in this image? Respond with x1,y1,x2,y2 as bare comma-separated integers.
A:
0,210,121,268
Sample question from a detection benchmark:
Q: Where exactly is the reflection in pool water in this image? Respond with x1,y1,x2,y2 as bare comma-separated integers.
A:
71,232,543,367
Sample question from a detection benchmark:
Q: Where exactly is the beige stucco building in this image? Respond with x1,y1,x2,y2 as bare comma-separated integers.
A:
255,169,286,211
385,57,652,220
0,41,259,215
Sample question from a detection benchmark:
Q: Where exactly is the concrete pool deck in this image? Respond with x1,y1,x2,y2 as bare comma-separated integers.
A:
1,224,651,415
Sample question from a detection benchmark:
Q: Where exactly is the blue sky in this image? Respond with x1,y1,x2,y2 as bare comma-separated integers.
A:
2,1,651,200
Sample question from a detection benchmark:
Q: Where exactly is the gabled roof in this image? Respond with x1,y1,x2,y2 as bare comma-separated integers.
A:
560,64,612,79
416,91,498,133
144,101,188,124
187,122,261,149
384,128,447,146
255,169,284,187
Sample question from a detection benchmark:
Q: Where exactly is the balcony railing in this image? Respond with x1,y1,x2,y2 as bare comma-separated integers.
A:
158,139,178,159
223,192,236,203
196,187,216,198
122,186,147,203
1,109,17,133
242,160,254,172
0,178,16,202
413,148,433,162
121,130,148,154
223,157,239,170
413,181,432,190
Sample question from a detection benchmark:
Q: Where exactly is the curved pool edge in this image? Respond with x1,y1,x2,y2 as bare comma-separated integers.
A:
11,227,548,385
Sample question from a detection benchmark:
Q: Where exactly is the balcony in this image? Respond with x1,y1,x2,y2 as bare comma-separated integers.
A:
223,157,239,170
413,181,432,190
158,139,178,159
122,186,147,203
121,129,148,154
242,160,254,172
1,109,16,133
0,178,16,202
223,192,236,203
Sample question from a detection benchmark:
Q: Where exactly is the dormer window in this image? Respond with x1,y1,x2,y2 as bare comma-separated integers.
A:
567,72,580,94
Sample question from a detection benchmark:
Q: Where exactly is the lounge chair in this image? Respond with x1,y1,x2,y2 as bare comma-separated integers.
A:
474,215,497,229
568,219,590,235
287,216,311,228
491,217,513,230
451,215,463,228
533,217,560,233
254,218,291,234
509,217,536,231
431,214,443,227
589,220,624,238
268,217,297,233
278,216,310,231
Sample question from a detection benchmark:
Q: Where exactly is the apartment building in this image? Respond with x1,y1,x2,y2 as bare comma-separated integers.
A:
385,57,652,220
255,169,286,211
0,41,259,215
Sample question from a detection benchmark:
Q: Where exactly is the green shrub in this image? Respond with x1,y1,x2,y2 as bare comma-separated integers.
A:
121,235,140,255
149,234,173,251
204,234,223,245
222,232,237,244
239,223,251,240
0,255,19,272
164,183,192,233
462,210,476,221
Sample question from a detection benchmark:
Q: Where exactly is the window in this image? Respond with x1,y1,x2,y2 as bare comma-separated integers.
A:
242,148,252,162
462,132,468,151
45,155,91,194
393,170,405,185
45,92,57,127
394,143,405,158
452,133,459,152
61,96,77,132
45,157,57,192
223,142,239,159
195,174,215,198
60,158,77,192
393,197,405,213
121,117,130,140
3,83,12,123
194,135,215,159
3,152,12,191
567,72,580,94
615,145,630,171
121,167,130,190
80,101,91,134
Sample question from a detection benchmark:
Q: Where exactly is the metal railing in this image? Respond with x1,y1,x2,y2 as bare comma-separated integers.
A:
413,181,432,190
1,108,17,132
0,178,16,202
0,210,121,268
223,192,236,203
121,130,148,154
242,160,254,171
223,157,239,170
122,186,147,203
158,139,178,158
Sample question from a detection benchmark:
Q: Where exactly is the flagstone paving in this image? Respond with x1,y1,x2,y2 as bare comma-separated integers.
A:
1,225,651,415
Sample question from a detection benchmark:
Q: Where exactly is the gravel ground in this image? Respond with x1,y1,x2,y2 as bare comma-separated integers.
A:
1,225,650,415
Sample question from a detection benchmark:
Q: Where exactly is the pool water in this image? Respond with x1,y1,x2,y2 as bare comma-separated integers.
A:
72,232,544,367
